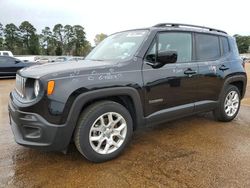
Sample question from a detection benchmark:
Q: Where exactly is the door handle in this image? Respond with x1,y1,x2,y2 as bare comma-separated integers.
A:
184,69,197,75
219,65,229,71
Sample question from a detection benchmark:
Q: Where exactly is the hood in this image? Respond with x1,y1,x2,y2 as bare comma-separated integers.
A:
18,60,116,79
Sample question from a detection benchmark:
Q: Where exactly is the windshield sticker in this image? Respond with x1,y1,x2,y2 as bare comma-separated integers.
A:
126,31,146,37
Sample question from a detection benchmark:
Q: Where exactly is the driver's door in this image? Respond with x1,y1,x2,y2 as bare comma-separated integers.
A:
142,32,199,118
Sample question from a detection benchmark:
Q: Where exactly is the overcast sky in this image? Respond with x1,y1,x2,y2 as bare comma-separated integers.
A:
0,0,249,45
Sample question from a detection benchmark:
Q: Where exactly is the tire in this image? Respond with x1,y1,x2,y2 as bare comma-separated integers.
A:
213,85,241,122
74,101,133,163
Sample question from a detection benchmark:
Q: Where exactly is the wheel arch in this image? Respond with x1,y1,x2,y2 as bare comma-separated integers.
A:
65,87,145,133
221,74,247,99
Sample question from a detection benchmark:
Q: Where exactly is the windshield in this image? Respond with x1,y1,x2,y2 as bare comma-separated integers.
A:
86,30,148,61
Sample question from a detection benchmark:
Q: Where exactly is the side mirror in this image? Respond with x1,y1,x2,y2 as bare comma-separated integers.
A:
157,50,177,64
15,60,21,64
146,51,177,69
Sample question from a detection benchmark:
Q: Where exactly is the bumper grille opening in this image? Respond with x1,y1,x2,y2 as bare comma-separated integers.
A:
23,125,41,139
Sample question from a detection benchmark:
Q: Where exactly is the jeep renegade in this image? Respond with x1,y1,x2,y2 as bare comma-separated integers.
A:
8,23,247,162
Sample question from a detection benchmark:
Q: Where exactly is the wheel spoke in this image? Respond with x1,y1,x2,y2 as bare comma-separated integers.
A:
100,116,105,126
115,123,126,132
103,142,110,154
112,140,119,148
112,130,125,140
91,126,102,132
225,107,230,114
110,116,122,128
96,138,105,151
90,135,102,142
108,113,113,124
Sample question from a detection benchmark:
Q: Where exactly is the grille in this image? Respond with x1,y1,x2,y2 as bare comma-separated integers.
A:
15,74,26,98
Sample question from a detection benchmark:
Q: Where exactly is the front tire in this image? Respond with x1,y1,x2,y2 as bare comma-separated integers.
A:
214,85,241,122
74,101,133,163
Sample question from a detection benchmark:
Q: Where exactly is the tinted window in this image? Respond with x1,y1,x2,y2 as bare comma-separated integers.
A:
195,34,220,61
3,52,9,56
158,32,192,62
220,36,230,55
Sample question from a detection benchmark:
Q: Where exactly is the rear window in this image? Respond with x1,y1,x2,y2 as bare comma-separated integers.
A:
195,33,220,61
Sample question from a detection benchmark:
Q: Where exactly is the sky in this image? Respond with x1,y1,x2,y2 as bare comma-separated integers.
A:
0,0,249,45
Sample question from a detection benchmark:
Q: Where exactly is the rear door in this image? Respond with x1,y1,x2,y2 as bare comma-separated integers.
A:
194,33,226,105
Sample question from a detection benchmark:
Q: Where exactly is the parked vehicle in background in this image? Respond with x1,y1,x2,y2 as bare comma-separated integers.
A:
15,56,39,63
8,23,247,162
0,56,39,77
0,51,14,57
36,57,50,63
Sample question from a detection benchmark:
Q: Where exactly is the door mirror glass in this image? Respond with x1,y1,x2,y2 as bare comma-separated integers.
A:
146,50,177,69
157,50,177,64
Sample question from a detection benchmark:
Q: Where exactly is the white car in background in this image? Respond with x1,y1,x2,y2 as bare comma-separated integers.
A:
0,51,14,57
14,56,39,63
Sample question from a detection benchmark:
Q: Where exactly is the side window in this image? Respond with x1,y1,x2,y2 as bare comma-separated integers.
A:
3,52,9,56
145,32,192,63
158,32,192,62
195,33,220,61
220,36,230,55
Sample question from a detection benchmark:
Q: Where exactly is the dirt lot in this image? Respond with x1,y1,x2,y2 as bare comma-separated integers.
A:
0,64,250,188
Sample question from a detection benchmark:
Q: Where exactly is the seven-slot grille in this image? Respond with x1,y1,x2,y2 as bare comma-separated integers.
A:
15,74,26,98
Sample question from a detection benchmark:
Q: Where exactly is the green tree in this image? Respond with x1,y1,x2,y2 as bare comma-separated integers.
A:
53,24,64,55
234,34,250,53
71,25,88,56
0,23,4,50
94,33,108,46
19,21,40,54
63,25,74,55
40,27,55,55
4,23,21,54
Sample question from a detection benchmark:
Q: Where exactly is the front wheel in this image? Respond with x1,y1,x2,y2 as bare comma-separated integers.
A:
74,101,133,163
214,85,241,122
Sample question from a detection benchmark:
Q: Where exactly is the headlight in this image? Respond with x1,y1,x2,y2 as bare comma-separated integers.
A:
34,80,40,97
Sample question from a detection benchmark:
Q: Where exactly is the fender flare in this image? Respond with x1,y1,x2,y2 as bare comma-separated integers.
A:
64,87,145,131
220,74,247,99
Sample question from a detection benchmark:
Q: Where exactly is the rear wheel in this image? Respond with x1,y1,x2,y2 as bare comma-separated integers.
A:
213,85,241,122
74,101,133,163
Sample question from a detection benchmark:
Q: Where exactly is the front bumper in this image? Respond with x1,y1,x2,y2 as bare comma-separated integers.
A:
8,99,72,152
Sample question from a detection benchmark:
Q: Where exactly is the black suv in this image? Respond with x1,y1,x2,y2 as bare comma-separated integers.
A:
8,23,247,162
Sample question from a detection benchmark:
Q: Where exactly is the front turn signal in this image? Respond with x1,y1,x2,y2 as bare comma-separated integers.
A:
47,80,55,95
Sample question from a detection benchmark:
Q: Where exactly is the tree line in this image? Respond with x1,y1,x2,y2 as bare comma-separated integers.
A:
0,21,249,55
234,35,250,54
0,21,108,56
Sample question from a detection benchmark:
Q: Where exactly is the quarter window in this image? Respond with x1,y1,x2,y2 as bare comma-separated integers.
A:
220,36,230,55
195,33,220,61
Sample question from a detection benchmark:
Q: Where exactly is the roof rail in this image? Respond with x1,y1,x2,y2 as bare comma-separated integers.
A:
153,23,227,34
